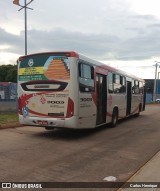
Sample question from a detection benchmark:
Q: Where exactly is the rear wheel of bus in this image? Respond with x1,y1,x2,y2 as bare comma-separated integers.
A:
111,108,118,128
134,104,142,117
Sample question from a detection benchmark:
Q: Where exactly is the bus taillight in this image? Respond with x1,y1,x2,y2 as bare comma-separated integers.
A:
66,98,74,118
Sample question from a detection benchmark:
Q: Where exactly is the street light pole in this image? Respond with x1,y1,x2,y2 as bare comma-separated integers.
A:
24,0,27,55
13,0,34,55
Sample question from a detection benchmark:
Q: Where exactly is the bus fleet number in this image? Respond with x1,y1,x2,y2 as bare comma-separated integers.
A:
80,98,92,102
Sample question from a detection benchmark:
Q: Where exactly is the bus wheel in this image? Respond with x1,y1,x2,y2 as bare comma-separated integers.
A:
134,112,140,117
135,104,141,117
111,108,118,128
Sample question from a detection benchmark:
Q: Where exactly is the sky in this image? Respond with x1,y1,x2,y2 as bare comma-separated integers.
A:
1,0,160,79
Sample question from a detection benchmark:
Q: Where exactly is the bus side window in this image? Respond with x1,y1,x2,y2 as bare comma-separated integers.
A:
139,82,143,94
134,80,140,94
113,74,123,94
108,72,113,93
132,80,135,94
120,76,126,93
79,62,94,92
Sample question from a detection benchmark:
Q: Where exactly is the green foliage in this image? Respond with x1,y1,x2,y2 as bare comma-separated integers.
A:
0,112,19,124
0,65,17,83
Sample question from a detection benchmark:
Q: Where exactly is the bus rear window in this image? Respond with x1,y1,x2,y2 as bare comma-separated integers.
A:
18,54,70,82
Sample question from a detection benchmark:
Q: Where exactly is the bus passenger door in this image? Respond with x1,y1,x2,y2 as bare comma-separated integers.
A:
126,81,132,115
96,74,107,125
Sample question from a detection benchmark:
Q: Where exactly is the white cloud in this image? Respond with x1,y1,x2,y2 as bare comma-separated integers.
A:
1,0,160,79
103,59,159,79
0,52,19,65
129,0,160,19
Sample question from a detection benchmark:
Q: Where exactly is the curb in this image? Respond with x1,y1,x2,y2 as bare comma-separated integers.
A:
0,123,22,130
117,151,160,191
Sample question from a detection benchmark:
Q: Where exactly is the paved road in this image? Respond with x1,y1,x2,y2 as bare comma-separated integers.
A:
0,105,160,191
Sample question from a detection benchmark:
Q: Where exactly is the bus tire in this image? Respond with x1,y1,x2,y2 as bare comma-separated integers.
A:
111,108,118,128
135,104,141,117
134,112,140,117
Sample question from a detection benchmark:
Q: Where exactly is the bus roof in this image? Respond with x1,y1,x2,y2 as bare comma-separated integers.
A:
19,51,144,82
19,51,79,60
78,53,144,82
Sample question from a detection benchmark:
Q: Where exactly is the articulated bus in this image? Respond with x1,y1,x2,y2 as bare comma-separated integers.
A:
17,51,145,130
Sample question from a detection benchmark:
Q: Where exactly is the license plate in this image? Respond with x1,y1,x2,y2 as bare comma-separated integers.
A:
37,120,48,126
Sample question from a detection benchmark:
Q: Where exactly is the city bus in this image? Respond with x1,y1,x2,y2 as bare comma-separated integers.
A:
17,51,145,130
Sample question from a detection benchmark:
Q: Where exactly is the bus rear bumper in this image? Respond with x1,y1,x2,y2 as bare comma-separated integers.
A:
19,115,79,129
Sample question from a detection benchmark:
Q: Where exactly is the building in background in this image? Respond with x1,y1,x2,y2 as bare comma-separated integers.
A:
145,79,160,103
0,82,17,112
0,82,17,101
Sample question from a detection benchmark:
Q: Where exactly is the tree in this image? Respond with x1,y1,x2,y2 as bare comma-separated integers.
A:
0,65,17,82
6,66,17,83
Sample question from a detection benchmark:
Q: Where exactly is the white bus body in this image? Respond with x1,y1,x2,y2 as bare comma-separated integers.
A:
17,51,145,129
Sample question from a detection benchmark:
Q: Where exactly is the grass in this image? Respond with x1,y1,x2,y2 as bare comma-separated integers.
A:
0,112,19,125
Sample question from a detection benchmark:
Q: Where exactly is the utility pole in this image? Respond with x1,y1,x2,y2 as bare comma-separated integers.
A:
24,0,27,55
13,0,34,55
157,72,160,97
153,61,160,102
